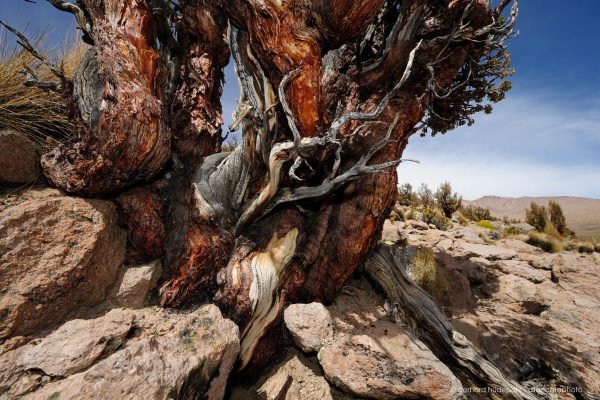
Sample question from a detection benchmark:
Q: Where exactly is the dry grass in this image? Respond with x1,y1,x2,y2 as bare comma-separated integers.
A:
527,231,563,253
0,28,86,150
410,247,448,299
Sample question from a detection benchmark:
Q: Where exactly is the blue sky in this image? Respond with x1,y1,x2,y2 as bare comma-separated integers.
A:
2,0,599,199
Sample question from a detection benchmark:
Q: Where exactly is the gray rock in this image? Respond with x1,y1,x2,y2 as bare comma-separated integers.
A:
455,241,517,261
110,260,162,309
284,303,333,353
24,305,239,400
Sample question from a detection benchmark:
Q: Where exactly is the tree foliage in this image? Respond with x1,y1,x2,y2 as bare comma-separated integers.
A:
525,202,547,232
434,182,462,218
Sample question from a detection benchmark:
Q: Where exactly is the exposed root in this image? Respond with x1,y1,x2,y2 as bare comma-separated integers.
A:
363,243,540,400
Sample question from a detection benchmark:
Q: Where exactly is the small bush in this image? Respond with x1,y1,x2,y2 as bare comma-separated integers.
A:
417,183,435,208
527,231,562,253
503,226,523,237
476,220,495,230
543,222,561,240
422,207,451,231
578,242,594,254
461,205,495,222
434,182,462,218
411,247,448,299
525,202,547,232
406,208,417,221
397,183,418,206
456,212,469,226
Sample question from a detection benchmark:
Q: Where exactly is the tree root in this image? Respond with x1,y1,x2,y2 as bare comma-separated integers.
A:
363,243,541,400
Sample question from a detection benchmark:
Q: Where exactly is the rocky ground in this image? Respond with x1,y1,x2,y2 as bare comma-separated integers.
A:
1,135,599,399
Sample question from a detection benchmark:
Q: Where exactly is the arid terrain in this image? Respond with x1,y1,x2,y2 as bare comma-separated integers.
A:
467,196,600,240
1,184,599,399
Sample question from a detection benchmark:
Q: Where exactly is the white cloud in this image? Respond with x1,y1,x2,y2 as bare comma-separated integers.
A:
398,90,600,199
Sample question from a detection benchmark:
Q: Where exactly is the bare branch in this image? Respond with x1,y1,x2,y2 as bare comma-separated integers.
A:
20,65,63,91
46,0,92,41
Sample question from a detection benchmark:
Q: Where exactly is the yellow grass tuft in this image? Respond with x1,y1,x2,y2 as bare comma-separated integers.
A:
0,28,86,150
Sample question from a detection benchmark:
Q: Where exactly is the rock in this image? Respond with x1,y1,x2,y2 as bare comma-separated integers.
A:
318,319,463,400
455,241,517,260
437,238,454,251
284,303,333,353
319,278,462,400
0,130,37,184
24,305,239,400
501,238,543,254
498,260,550,284
454,228,485,243
0,309,134,396
110,260,162,309
408,219,429,230
257,350,335,400
0,188,126,339
381,220,401,242
511,223,535,233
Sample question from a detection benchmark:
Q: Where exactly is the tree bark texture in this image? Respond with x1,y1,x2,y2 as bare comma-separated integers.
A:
41,0,518,377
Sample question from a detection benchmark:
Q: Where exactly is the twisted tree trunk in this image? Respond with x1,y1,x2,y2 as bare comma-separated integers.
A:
34,0,522,388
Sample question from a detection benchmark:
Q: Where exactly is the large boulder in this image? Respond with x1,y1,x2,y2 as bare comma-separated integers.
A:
319,320,463,400
0,130,37,184
19,305,239,400
0,188,126,340
455,241,517,260
0,309,135,397
319,279,463,400
284,303,333,353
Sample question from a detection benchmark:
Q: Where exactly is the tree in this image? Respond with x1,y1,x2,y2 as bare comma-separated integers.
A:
4,0,525,393
434,182,462,218
525,202,547,232
548,200,567,236
417,183,435,209
396,183,417,206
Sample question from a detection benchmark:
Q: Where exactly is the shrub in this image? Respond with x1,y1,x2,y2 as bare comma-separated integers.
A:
434,182,462,218
406,208,417,221
527,231,562,253
0,29,85,149
461,205,494,222
578,242,594,254
543,222,561,239
525,202,547,232
503,226,523,237
417,183,435,208
548,200,567,236
456,212,469,226
422,207,451,231
397,183,417,206
476,220,495,230
411,248,448,299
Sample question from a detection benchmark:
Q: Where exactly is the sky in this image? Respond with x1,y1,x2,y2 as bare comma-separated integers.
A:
1,0,599,199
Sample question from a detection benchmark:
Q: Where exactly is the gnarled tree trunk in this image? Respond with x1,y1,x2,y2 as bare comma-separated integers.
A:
30,0,523,390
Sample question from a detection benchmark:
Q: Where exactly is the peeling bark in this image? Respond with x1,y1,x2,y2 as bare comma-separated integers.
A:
38,0,519,382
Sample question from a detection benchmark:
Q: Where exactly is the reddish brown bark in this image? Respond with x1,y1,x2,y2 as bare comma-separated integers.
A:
41,0,171,196
40,0,512,373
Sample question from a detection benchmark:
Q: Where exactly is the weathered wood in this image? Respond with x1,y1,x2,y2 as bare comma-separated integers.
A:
41,0,171,196
38,0,519,374
364,243,540,400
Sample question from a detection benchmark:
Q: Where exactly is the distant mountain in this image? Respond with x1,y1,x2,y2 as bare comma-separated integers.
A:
465,196,600,240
